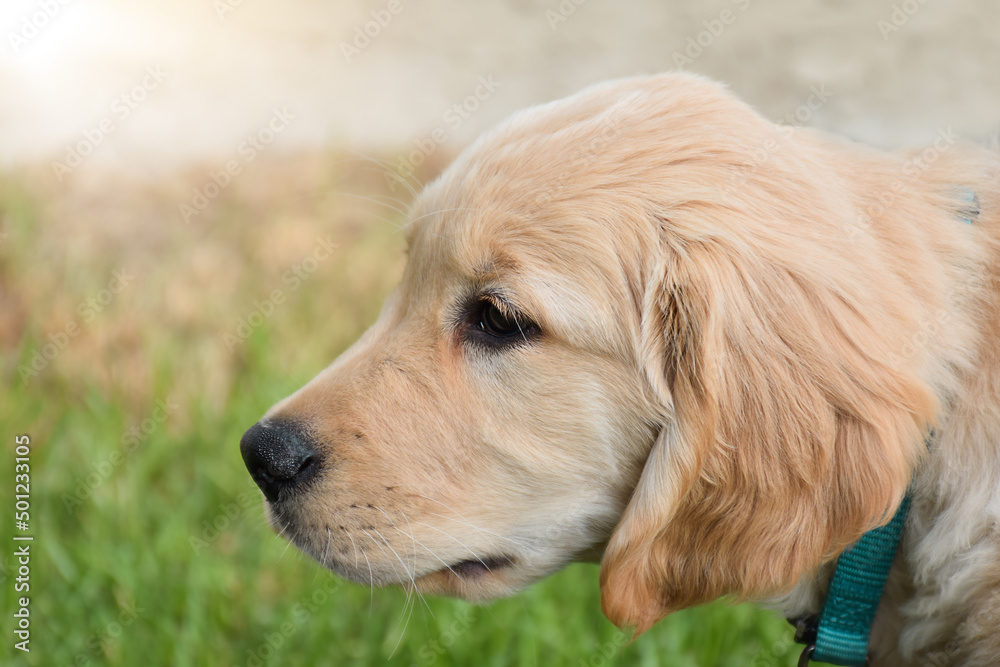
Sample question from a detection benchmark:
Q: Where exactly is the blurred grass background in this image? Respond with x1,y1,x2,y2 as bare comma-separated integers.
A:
0,153,814,666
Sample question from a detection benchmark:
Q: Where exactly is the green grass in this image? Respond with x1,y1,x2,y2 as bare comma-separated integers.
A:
0,163,813,666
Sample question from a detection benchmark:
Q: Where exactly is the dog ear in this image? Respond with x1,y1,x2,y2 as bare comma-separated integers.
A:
599,237,934,636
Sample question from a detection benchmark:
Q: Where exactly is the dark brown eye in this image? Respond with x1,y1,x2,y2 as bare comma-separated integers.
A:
460,293,540,349
478,301,524,338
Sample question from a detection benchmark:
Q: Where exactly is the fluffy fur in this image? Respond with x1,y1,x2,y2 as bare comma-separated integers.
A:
253,73,1000,665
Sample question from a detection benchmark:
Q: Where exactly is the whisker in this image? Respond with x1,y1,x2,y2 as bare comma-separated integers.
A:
268,510,298,561
412,495,487,530
321,527,332,567
365,526,426,650
514,317,528,343
311,528,334,584
389,523,459,579
346,531,360,569
411,494,529,549
412,521,492,573
362,529,401,581
422,511,531,550
362,551,375,614
387,490,529,553
290,182,412,215
345,149,425,197
371,508,435,610
276,536,296,562
401,206,480,234
371,522,434,618
393,508,442,615
316,190,411,229
293,150,420,204
389,584,417,658
393,508,423,569
372,528,414,581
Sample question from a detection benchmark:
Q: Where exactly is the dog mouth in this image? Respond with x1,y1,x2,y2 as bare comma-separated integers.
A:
264,502,522,593
273,509,517,586
446,555,515,578
413,554,518,596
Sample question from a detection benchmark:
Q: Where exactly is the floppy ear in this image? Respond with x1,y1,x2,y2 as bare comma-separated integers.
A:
599,237,935,635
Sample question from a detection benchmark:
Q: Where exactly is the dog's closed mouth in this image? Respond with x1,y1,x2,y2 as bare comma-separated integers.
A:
448,556,514,578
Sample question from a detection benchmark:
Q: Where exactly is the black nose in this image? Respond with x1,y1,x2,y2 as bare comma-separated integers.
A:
240,420,320,502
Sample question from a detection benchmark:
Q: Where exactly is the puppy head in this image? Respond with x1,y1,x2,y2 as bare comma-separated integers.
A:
241,73,934,630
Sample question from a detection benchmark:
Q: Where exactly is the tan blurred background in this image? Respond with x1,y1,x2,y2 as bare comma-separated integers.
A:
1,0,998,176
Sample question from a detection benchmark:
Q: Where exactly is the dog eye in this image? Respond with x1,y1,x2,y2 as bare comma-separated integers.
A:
478,301,524,338
458,293,539,349
468,297,540,345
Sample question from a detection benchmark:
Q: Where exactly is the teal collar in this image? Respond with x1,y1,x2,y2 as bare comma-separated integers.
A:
957,188,980,225
794,493,911,666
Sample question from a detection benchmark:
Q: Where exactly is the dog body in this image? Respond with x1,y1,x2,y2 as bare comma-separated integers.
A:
240,74,1000,665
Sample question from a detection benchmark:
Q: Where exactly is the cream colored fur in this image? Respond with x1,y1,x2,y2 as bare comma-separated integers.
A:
260,73,1000,665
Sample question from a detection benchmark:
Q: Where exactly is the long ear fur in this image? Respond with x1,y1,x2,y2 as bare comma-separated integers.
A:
600,234,936,635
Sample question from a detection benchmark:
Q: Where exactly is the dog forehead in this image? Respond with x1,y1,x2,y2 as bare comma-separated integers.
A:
403,202,558,286
400,198,643,356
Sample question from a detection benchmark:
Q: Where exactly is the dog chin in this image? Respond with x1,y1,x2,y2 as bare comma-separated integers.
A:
413,558,528,601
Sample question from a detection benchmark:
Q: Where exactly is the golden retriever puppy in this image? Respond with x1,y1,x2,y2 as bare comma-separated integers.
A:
240,73,1000,665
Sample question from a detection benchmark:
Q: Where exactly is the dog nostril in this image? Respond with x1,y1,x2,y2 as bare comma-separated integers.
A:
239,420,321,503
294,454,318,481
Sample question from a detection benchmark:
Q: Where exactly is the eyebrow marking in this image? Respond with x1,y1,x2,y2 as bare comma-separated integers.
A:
470,250,519,283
